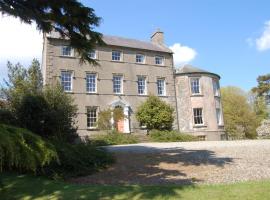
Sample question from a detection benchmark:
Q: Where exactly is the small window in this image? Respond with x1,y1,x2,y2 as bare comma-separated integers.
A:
157,78,166,96
197,135,206,141
137,76,147,95
112,50,121,61
86,73,97,93
155,56,164,65
193,108,203,125
191,78,200,94
213,79,220,96
113,75,123,94
61,46,72,56
136,54,145,63
61,71,72,92
87,107,98,129
89,50,96,59
216,108,222,125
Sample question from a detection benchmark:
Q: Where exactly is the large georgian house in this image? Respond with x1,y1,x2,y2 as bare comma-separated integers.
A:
42,30,225,140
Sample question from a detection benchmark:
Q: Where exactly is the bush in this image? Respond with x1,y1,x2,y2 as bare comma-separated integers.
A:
149,130,198,142
90,131,139,146
136,95,174,131
42,140,115,179
0,124,58,172
0,109,16,125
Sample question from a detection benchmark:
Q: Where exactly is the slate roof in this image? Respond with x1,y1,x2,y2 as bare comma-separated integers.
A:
47,32,172,53
175,64,220,78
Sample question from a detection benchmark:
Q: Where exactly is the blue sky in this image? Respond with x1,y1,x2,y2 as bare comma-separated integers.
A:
1,0,270,91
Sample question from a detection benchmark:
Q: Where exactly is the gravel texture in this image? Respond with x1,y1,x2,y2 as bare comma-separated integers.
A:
71,140,270,185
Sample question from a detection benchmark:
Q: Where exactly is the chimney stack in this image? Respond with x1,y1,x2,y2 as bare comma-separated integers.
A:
151,29,164,44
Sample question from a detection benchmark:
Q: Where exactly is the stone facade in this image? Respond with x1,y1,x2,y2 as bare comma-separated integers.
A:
42,31,225,140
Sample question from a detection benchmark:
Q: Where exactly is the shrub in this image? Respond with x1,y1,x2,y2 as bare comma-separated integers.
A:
42,140,115,179
0,124,58,172
0,109,16,125
149,130,198,142
90,131,139,146
136,95,174,131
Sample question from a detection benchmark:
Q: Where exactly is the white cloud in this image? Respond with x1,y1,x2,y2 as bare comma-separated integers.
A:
256,20,270,51
0,15,42,80
169,43,197,66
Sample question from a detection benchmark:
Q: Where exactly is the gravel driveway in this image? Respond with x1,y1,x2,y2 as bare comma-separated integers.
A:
71,140,270,185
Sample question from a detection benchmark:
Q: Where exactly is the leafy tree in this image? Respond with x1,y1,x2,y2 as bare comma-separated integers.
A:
221,87,259,139
136,95,174,131
0,0,104,63
252,74,270,96
97,107,124,131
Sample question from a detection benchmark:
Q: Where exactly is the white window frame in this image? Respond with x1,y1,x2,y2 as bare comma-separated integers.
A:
190,77,201,95
113,74,123,94
213,79,220,96
87,107,98,129
86,73,97,93
193,108,204,125
216,108,222,126
136,54,145,64
112,50,122,61
137,76,147,95
61,46,74,57
60,71,73,92
89,50,97,59
157,78,166,96
155,55,164,65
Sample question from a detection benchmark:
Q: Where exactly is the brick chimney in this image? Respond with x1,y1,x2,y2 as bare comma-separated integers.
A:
151,29,164,44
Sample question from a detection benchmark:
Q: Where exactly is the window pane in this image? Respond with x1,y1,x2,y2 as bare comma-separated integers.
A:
136,54,145,63
61,71,72,92
89,50,96,59
62,46,72,56
86,73,96,93
138,76,146,95
112,51,121,61
193,108,203,125
191,78,200,94
157,79,165,96
155,56,164,65
213,79,220,96
113,75,122,94
87,107,97,128
216,108,221,125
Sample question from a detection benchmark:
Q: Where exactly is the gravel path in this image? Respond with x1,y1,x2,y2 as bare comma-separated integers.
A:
71,140,270,185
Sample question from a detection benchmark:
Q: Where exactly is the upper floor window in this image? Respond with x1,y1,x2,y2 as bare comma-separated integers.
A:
87,107,98,129
112,50,121,61
157,78,166,96
216,108,222,125
190,78,200,94
136,54,145,63
137,76,147,95
113,75,123,94
61,46,73,56
155,56,164,65
89,50,96,59
213,79,220,96
61,71,72,92
86,73,97,93
193,108,203,125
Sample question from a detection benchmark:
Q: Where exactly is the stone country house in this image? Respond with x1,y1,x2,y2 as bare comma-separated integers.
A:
42,30,225,140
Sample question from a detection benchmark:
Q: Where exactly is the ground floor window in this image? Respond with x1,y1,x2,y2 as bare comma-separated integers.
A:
87,107,98,129
216,108,222,125
193,108,203,125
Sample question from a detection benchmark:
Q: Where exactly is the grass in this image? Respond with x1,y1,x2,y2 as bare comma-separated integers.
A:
1,173,270,200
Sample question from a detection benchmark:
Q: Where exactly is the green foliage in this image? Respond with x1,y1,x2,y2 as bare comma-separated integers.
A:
149,130,198,142
136,95,174,131
97,107,124,131
0,0,104,64
90,131,139,146
252,74,270,96
1,60,78,142
0,124,58,172
42,140,115,179
0,109,16,125
221,87,260,139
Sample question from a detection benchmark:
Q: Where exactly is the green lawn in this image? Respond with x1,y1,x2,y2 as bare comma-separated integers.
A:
1,173,270,200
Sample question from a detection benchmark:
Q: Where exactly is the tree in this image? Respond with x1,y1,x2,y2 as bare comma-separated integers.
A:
0,0,104,63
252,74,270,96
136,95,174,131
97,107,124,131
221,87,259,139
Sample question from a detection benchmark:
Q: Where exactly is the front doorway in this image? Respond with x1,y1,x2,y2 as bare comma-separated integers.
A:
111,100,131,133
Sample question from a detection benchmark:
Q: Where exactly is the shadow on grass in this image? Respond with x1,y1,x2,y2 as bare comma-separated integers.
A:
0,173,194,200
